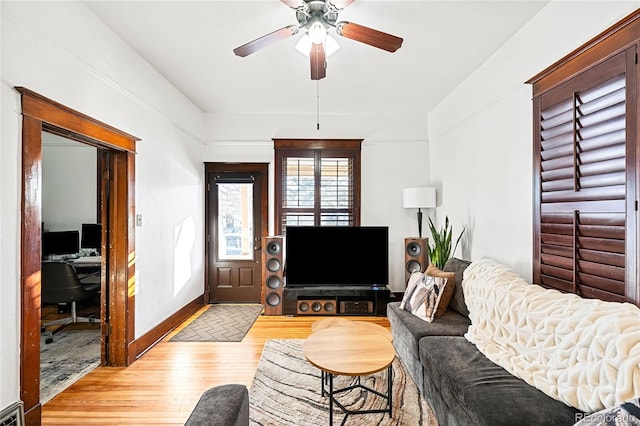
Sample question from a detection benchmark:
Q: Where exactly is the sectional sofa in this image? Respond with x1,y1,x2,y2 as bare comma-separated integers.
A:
388,257,640,425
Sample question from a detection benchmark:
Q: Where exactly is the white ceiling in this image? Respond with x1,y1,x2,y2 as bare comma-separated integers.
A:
84,0,549,117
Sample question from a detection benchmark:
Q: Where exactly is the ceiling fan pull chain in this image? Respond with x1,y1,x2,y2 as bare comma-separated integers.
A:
316,80,320,131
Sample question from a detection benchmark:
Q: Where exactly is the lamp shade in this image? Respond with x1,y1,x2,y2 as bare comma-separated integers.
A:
295,34,340,57
403,187,436,209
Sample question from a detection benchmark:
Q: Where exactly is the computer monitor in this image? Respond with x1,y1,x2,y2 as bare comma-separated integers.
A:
42,230,80,257
81,223,102,253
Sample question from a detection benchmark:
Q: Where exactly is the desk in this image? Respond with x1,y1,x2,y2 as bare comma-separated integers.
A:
71,256,101,268
71,256,102,286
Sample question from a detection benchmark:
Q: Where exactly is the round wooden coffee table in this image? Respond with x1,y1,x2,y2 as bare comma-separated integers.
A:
304,321,395,425
310,317,393,342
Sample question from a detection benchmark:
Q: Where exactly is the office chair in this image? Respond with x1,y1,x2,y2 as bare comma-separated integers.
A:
41,261,100,343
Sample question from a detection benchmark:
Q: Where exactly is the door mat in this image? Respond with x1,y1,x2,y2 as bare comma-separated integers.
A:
170,304,263,342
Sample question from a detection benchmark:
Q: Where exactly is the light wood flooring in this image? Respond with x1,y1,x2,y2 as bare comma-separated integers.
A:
41,306,390,425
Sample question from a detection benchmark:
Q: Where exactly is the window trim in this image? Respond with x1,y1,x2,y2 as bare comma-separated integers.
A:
274,139,362,235
526,9,640,94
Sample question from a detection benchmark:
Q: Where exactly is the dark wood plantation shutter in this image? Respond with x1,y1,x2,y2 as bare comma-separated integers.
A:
533,47,637,303
282,155,315,227
274,139,361,234
320,156,354,226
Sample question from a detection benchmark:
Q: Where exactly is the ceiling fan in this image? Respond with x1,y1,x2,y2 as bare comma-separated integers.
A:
233,0,403,80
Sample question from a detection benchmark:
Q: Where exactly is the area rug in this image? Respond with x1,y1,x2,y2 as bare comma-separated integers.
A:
170,304,263,342
249,339,438,426
40,328,100,404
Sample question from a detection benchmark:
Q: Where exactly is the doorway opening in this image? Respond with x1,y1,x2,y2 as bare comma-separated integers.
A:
40,135,102,403
18,87,139,424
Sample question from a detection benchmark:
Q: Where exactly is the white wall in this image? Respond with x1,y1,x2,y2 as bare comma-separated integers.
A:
361,140,430,290
428,0,639,280
42,134,98,233
1,1,205,409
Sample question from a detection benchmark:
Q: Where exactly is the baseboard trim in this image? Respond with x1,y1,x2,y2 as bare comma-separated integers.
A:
128,295,204,364
23,402,40,426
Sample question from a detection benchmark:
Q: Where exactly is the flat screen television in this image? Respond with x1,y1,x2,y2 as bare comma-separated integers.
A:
285,226,389,287
42,230,80,257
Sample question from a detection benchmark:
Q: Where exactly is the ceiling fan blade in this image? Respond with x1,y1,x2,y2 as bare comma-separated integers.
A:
329,0,356,9
310,43,326,80
233,25,299,57
336,22,403,52
281,0,305,8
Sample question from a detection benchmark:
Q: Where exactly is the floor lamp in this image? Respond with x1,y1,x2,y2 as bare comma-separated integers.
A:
403,187,436,238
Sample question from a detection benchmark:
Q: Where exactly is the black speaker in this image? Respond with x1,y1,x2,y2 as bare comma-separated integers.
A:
404,237,429,285
262,236,284,315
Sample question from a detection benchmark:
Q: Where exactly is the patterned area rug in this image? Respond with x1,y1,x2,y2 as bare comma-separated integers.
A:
170,304,263,342
249,339,438,426
40,328,100,404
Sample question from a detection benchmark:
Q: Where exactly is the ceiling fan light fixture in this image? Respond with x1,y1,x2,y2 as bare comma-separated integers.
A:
295,35,312,55
324,35,340,56
296,34,340,57
308,20,327,44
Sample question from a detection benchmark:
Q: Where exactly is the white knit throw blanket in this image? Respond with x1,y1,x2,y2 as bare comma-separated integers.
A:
462,258,640,413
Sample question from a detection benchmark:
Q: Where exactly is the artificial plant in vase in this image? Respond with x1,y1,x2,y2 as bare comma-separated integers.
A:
427,216,465,269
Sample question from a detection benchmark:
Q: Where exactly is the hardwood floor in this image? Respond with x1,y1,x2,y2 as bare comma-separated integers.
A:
41,307,390,425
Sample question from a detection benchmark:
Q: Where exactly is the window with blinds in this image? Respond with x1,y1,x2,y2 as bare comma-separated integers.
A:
283,156,315,227
320,157,353,226
533,49,634,303
274,139,361,234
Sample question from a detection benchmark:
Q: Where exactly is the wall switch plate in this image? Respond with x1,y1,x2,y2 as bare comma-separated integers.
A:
136,214,142,227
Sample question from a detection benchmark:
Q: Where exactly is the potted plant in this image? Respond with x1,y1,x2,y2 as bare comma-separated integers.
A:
427,216,465,269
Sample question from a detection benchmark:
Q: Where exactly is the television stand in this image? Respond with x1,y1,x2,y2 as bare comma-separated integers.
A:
282,286,392,316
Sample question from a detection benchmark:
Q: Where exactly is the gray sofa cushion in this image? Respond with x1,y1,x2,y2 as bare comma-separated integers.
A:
388,301,470,391
184,384,249,426
443,257,471,317
419,336,583,426
388,302,471,359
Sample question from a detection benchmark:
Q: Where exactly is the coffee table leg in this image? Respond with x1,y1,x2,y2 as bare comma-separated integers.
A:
388,365,393,418
329,373,334,425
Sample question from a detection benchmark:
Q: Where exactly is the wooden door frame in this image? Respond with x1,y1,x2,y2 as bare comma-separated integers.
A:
17,87,139,425
204,163,269,303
